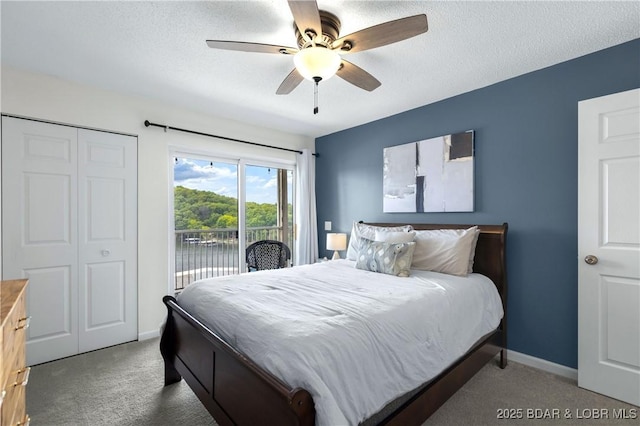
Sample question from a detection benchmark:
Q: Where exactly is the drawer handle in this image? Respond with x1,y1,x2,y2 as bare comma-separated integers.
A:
17,414,30,426
15,316,31,330
13,367,31,387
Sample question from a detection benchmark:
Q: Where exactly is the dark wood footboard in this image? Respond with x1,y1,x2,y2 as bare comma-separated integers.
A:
160,295,315,426
161,223,508,425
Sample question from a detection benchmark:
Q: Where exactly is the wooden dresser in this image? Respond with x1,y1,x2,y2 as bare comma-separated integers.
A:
1,279,29,426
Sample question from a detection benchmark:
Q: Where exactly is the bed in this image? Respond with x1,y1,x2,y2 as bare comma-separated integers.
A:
160,223,508,425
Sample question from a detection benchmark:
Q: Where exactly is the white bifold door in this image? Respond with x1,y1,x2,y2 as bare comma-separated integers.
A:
2,116,138,365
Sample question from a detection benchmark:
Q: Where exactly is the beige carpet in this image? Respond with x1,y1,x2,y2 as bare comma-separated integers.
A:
27,338,637,425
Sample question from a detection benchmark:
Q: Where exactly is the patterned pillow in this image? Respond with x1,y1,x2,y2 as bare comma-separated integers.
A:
355,238,416,277
346,222,413,260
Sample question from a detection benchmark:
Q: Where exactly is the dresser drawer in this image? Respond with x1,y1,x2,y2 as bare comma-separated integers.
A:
2,291,28,382
1,374,27,426
1,283,28,426
0,328,4,394
3,335,26,389
0,279,29,426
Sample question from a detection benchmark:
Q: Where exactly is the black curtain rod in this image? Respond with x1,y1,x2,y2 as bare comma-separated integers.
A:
144,120,317,157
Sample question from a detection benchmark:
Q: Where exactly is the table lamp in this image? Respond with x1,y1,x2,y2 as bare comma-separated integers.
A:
326,233,347,260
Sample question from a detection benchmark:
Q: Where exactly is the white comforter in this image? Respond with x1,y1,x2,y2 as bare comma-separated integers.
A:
177,260,503,426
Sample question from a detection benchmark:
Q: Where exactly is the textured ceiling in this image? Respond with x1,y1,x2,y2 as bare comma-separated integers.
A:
1,1,639,138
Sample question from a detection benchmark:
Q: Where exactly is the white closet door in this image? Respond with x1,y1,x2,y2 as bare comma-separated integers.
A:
2,116,80,364
77,129,137,352
2,117,138,365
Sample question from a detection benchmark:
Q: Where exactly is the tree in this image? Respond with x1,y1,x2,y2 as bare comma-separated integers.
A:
216,214,238,228
174,186,281,230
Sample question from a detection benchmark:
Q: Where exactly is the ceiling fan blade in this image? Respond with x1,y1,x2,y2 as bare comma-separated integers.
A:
206,40,297,55
336,60,381,92
288,0,322,42
276,68,304,95
331,14,428,53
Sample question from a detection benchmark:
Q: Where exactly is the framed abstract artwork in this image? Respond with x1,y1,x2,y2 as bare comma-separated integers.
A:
383,130,474,213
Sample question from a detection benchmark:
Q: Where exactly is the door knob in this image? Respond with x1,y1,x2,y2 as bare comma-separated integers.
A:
584,255,598,265
101,249,111,257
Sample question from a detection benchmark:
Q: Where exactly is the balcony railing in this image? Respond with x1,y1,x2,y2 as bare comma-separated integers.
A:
174,226,292,292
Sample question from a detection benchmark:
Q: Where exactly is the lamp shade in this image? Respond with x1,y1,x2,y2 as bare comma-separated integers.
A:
294,47,341,81
326,233,347,251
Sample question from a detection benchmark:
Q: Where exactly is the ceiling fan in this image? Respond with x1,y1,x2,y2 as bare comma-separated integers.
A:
206,0,428,114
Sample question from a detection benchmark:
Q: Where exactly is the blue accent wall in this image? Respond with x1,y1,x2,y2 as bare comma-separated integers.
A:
315,39,640,369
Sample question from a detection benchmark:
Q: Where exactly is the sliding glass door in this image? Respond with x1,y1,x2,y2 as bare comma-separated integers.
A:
244,164,294,256
171,154,294,292
173,157,239,290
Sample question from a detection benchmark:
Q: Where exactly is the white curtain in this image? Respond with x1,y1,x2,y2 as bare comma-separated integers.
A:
294,148,318,265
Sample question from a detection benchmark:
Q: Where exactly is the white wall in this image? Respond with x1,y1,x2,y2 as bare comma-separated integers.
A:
1,66,314,338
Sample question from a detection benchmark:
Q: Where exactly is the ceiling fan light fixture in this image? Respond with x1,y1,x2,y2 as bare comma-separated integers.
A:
294,47,341,81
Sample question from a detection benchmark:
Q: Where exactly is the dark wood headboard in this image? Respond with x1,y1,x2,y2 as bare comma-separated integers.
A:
362,223,508,303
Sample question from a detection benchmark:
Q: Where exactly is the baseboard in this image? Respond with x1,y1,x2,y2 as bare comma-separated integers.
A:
138,329,160,341
507,349,578,381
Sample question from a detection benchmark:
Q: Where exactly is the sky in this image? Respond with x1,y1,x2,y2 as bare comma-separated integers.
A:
173,157,283,204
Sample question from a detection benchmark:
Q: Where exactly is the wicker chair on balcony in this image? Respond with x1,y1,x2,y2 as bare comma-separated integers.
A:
246,240,291,272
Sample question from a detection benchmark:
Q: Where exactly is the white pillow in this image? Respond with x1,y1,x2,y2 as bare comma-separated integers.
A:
345,222,413,260
467,228,481,273
411,226,479,276
374,230,416,244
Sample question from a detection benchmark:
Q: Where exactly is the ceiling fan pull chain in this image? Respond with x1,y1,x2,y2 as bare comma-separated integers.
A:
313,77,321,114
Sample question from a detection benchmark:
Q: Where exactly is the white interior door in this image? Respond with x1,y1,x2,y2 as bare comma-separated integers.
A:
2,116,80,364
78,129,137,352
2,117,138,365
578,88,640,406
